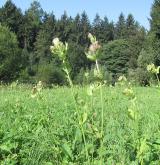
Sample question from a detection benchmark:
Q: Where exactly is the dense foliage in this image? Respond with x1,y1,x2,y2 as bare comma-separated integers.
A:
0,25,21,81
0,0,159,85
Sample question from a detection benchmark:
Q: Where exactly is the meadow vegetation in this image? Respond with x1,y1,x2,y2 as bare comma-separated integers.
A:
0,83,160,164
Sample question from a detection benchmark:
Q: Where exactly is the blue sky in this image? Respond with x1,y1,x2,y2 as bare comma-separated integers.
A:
0,0,154,29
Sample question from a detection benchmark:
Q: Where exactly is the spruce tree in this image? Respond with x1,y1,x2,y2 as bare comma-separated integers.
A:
34,13,56,65
0,0,24,47
92,14,103,42
79,11,91,46
23,1,44,51
150,0,160,38
126,14,136,37
115,13,126,39
150,0,160,65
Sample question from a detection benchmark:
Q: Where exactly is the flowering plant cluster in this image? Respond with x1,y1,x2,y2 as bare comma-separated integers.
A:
50,38,68,62
147,63,160,74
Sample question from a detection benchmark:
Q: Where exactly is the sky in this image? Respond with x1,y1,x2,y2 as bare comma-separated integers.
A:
0,0,154,30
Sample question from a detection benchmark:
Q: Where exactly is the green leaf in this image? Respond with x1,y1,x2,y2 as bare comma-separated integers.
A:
86,54,97,61
61,143,73,160
74,127,82,142
82,112,88,124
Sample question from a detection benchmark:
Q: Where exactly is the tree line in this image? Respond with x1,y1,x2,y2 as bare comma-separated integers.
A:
0,0,160,85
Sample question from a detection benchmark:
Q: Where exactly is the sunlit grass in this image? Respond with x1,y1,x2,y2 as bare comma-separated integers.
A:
0,85,160,164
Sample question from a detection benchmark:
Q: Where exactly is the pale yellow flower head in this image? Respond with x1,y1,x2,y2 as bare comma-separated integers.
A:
52,38,60,46
147,63,160,74
86,33,101,61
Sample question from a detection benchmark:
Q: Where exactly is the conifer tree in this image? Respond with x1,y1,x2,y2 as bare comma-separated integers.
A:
0,0,24,47
115,13,126,39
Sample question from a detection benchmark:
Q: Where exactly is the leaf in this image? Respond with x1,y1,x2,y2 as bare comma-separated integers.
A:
74,127,82,142
128,108,138,120
86,53,97,61
0,142,18,153
61,143,73,160
156,66,160,74
0,144,12,153
82,112,88,124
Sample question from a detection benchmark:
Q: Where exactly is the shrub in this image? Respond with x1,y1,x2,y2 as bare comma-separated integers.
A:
0,24,21,81
36,64,66,85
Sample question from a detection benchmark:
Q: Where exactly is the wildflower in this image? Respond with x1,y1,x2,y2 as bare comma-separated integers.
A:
50,38,68,61
115,75,127,87
89,41,101,53
31,81,43,98
88,33,96,43
123,87,136,100
86,33,101,61
118,75,127,82
123,88,133,95
52,38,60,46
31,86,37,98
37,81,43,92
147,63,160,74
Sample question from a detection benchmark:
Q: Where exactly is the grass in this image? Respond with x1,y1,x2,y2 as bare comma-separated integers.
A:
0,85,160,164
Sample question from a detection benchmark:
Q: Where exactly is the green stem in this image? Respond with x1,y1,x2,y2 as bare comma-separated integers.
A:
95,60,100,74
81,125,89,162
95,60,104,164
91,92,94,163
156,73,160,87
65,69,73,87
64,63,89,163
100,84,104,137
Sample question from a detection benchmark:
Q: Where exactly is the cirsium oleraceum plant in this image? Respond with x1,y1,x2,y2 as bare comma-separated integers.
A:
147,63,160,86
86,33,105,163
50,37,90,163
50,38,72,86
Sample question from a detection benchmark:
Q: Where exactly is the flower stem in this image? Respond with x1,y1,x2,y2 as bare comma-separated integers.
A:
64,63,89,163
95,60,104,164
156,73,160,87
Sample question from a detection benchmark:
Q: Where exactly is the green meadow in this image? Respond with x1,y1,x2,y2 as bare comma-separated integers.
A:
0,85,160,164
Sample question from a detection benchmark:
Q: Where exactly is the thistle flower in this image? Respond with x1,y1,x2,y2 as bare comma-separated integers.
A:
123,87,135,99
118,75,127,82
88,33,96,44
31,81,43,98
147,63,156,73
86,33,101,61
31,86,37,98
50,38,68,61
52,38,60,46
37,81,43,92
89,41,101,54
123,88,133,96
147,63,160,74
